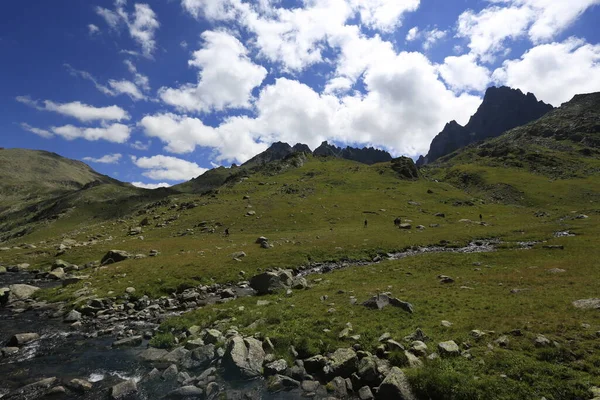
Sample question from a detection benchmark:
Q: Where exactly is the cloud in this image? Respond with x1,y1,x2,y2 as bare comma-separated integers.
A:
406,27,419,41
349,0,420,32
324,76,354,95
159,30,267,112
51,124,131,143
131,140,151,150
20,123,54,139
131,155,208,181
131,181,172,189
88,24,100,35
422,28,447,50
16,96,130,122
492,37,600,106
439,54,491,92
456,0,600,62
83,153,123,164
96,1,160,57
65,63,148,101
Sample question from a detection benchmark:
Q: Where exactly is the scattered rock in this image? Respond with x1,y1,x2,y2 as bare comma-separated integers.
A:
110,380,138,399
223,336,265,378
441,320,453,327
267,375,300,392
437,341,460,357
324,348,357,378
8,284,40,302
112,336,142,348
63,310,82,323
9,332,40,346
534,334,552,347
265,359,288,376
249,269,293,295
358,385,374,400
399,223,412,230
165,386,204,399
572,298,600,310
377,366,416,400
67,379,93,393
101,250,132,265
438,275,454,284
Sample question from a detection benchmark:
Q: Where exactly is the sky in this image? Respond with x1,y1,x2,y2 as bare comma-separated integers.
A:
1,0,599,189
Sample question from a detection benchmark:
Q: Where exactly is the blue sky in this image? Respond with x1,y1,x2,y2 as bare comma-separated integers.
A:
1,0,599,188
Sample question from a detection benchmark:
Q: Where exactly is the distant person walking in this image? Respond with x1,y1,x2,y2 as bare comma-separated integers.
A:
364,219,368,228
224,228,230,236
479,214,483,222
394,217,401,226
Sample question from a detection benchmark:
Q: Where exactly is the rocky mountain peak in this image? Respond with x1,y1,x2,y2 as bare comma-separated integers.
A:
417,86,553,166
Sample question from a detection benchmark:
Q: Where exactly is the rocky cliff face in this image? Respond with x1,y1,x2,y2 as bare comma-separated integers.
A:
417,86,553,166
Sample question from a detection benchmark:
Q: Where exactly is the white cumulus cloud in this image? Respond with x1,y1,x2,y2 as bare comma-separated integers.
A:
20,123,54,139
439,54,491,92
51,124,131,143
16,96,130,122
83,153,123,164
159,30,267,112
131,155,208,181
131,181,172,189
492,37,600,106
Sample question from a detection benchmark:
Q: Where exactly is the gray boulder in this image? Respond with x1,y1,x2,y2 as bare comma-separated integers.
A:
165,386,204,399
572,298,600,310
437,340,460,357
110,380,138,399
8,284,40,302
112,336,143,348
325,348,358,378
249,269,294,295
223,336,265,378
63,310,82,323
377,367,415,400
9,333,40,346
101,250,132,265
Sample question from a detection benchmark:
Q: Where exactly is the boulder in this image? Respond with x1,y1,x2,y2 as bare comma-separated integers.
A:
112,336,142,348
399,223,412,229
437,341,460,357
8,284,40,301
9,333,40,346
291,276,308,290
358,386,374,400
110,380,138,400
0,287,9,305
140,348,168,362
191,344,216,369
48,267,66,280
101,250,132,265
357,355,380,386
377,367,415,400
249,269,294,295
267,375,300,392
67,378,93,392
223,336,265,378
572,298,600,310
264,359,288,376
165,386,204,399
325,348,358,378
63,310,82,323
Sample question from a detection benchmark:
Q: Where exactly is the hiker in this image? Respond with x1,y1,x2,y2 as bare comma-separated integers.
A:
479,214,483,222
364,219,368,228
224,228,230,236
394,217,401,226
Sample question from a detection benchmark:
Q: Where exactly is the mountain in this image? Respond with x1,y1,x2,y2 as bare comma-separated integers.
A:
417,86,553,166
313,141,393,164
242,142,312,169
0,149,165,241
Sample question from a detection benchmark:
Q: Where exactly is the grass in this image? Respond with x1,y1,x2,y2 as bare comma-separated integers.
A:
2,153,599,399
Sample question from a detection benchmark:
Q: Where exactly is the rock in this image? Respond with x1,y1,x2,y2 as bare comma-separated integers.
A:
379,332,391,342
203,329,223,344
48,267,65,280
230,251,247,260
1,347,19,356
112,336,143,348
0,266,6,274
265,359,288,376
405,351,424,368
357,356,380,386
389,297,414,314
101,250,132,265
249,269,294,295
162,364,179,380
125,287,136,294
363,294,390,310
162,347,191,366
67,378,93,392
325,348,358,378
220,288,236,298
129,227,143,236
438,275,455,284
140,348,169,362
291,276,308,290
0,287,9,304
185,338,205,350
7,377,57,398
328,376,347,398
223,336,265,378
110,380,138,399
267,375,301,392
165,386,204,399
301,380,320,392
46,386,67,396
572,298,600,310
534,334,552,347
399,223,412,229
255,236,268,244
63,310,82,323
246,210,256,216
8,284,40,301
9,332,40,346
377,366,415,400
495,336,510,347
547,268,566,274
304,355,327,374
410,341,428,357
358,385,374,400
437,341,460,357
191,344,216,368
441,320,453,327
